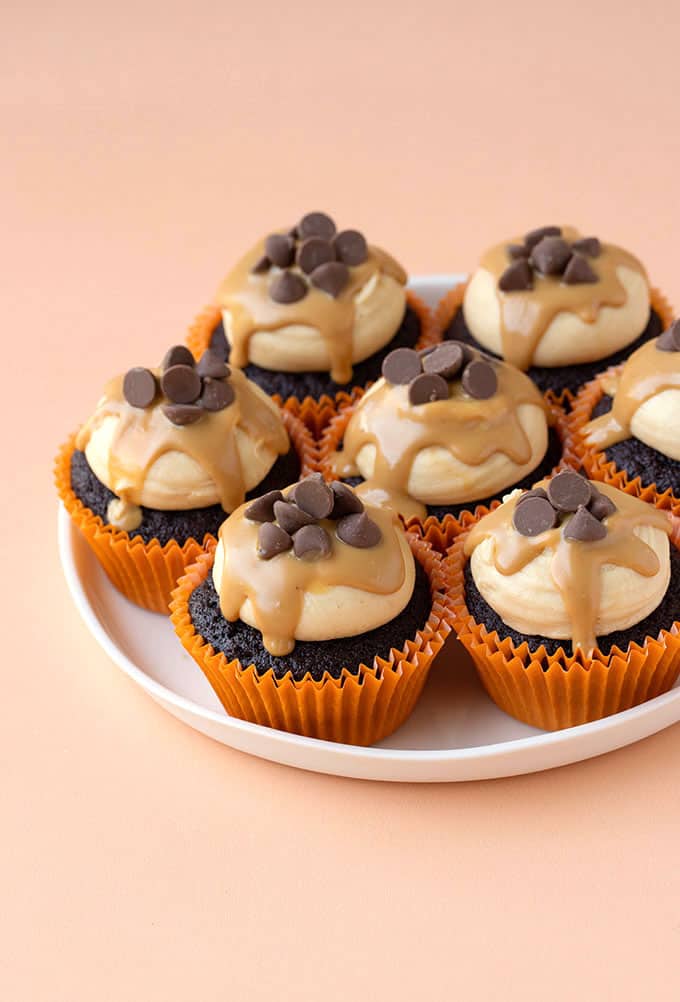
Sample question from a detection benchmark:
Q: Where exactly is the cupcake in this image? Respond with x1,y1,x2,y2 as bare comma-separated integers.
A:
447,470,680,729
55,343,314,613
319,342,563,529
186,211,435,412
568,319,680,516
170,475,452,744
436,226,671,402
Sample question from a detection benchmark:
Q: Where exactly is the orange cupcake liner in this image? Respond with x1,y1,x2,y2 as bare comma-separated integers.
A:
55,407,317,615
186,290,437,438
169,533,454,745
442,505,680,731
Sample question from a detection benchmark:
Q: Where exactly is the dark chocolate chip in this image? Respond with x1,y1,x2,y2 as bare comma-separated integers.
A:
200,377,235,412
329,481,364,519
563,504,607,542
461,359,498,399
293,524,331,560
123,367,157,408
524,225,562,250
515,486,549,506
381,347,422,385
310,261,350,298
571,236,601,258
562,253,598,285
162,345,195,372
498,259,533,292
588,489,617,521
336,511,383,548
162,403,203,426
293,477,334,519
409,372,449,406
258,522,293,560
288,472,324,502
264,233,295,268
298,212,337,241
161,364,202,404
333,229,368,266
209,324,229,360
530,236,572,276
269,271,308,304
273,499,315,535
197,348,230,380
245,490,285,523
296,237,335,275
547,470,593,513
507,243,530,260
512,496,558,536
656,319,680,352
251,254,271,274
287,226,298,239
421,342,465,380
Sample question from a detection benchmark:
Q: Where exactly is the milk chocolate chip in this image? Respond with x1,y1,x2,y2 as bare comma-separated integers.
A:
161,364,202,404
656,319,680,352
461,359,497,399
123,367,158,408
251,255,271,274
264,233,295,268
524,225,562,250
200,377,235,412
409,372,449,406
571,236,601,258
162,345,195,372
298,212,337,241
209,325,229,360
197,349,230,380
512,496,558,536
515,486,549,506
336,512,383,548
270,271,308,304
547,470,592,513
293,524,331,561
294,477,334,519
498,259,533,292
563,253,598,285
258,522,293,559
245,490,285,523
273,499,315,535
530,236,572,276
382,347,422,385
297,238,335,275
507,243,530,260
162,403,203,426
310,261,350,298
422,342,464,380
588,489,617,521
329,481,364,519
563,505,607,542
333,229,368,266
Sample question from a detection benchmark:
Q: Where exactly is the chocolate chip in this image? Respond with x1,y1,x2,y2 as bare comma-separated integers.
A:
251,254,271,274
333,229,368,266
258,522,292,560
197,349,230,380
329,481,364,519
161,345,195,372
269,271,308,304
273,499,315,535
563,253,598,285
512,496,558,537
498,259,533,292
293,477,334,519
161,364,202,404
296,237,335,275
123,367,157,408
409,372,449,406
515,486,549,506
461,360,498,399
298,212,336,241
200,377,235,411
310,261,350,298
209,325,229,360
288,472,324,501
530,236,572,276
264,233,295,268
563,505,607,543
245,490,285,523
382,347,422,385
162,403,203,426
336,512,383,548
571,237,601,258
421,342,465,380
524,225,562,250
656,319,680,352
507,243,530,260
547,470,592,513
293,524,331,561
588,489,617,521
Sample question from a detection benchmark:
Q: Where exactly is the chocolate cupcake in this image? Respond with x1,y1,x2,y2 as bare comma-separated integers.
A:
186,211,435,412
319,343,564,530
55,344,315,613
170,476,452,744
436,226,671,403
447,471,680,730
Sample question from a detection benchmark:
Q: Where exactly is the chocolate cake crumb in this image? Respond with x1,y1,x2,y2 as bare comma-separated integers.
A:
590,394,678,495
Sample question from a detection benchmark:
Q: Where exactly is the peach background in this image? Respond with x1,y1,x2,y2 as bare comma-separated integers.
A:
4,1,680,998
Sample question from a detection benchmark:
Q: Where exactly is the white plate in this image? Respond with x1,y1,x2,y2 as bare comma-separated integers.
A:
58,274,680,782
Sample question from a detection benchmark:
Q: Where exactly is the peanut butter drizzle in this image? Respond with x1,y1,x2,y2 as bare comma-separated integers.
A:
331,362,550,521
585,339,680,449
75,368,289,516
215,238,407,384
478,228,648,371
464,482,670,653
216,503,408,656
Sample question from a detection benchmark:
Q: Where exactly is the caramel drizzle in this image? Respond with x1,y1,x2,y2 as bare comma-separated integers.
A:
332,361,549,520
216,503,407,656
215,238,407,384
75,368,289,513
585,339,680,449
464,483,670,653
478,228,648,371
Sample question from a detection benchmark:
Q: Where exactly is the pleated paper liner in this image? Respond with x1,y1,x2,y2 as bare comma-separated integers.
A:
186,290,438,438
55,407,317,615
442,506,680,731
169,534,454,745
433,281,674,412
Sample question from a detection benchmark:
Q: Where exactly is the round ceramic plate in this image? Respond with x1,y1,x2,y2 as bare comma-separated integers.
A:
58,274,680,782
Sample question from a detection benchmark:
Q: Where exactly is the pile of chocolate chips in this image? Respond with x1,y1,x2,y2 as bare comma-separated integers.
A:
512,470,617,541
381,342,498,404
122,345,234,426
499,226,601,292
245,474,382,561
656,318,680,352
251,211,369,304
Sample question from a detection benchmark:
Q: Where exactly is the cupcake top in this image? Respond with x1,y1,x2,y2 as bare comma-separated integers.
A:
584,320,680,461
332,343,550,519
463,226,650,371
465,471,671,653
212,211,408,385
212,475,414,655
76,344,289,532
